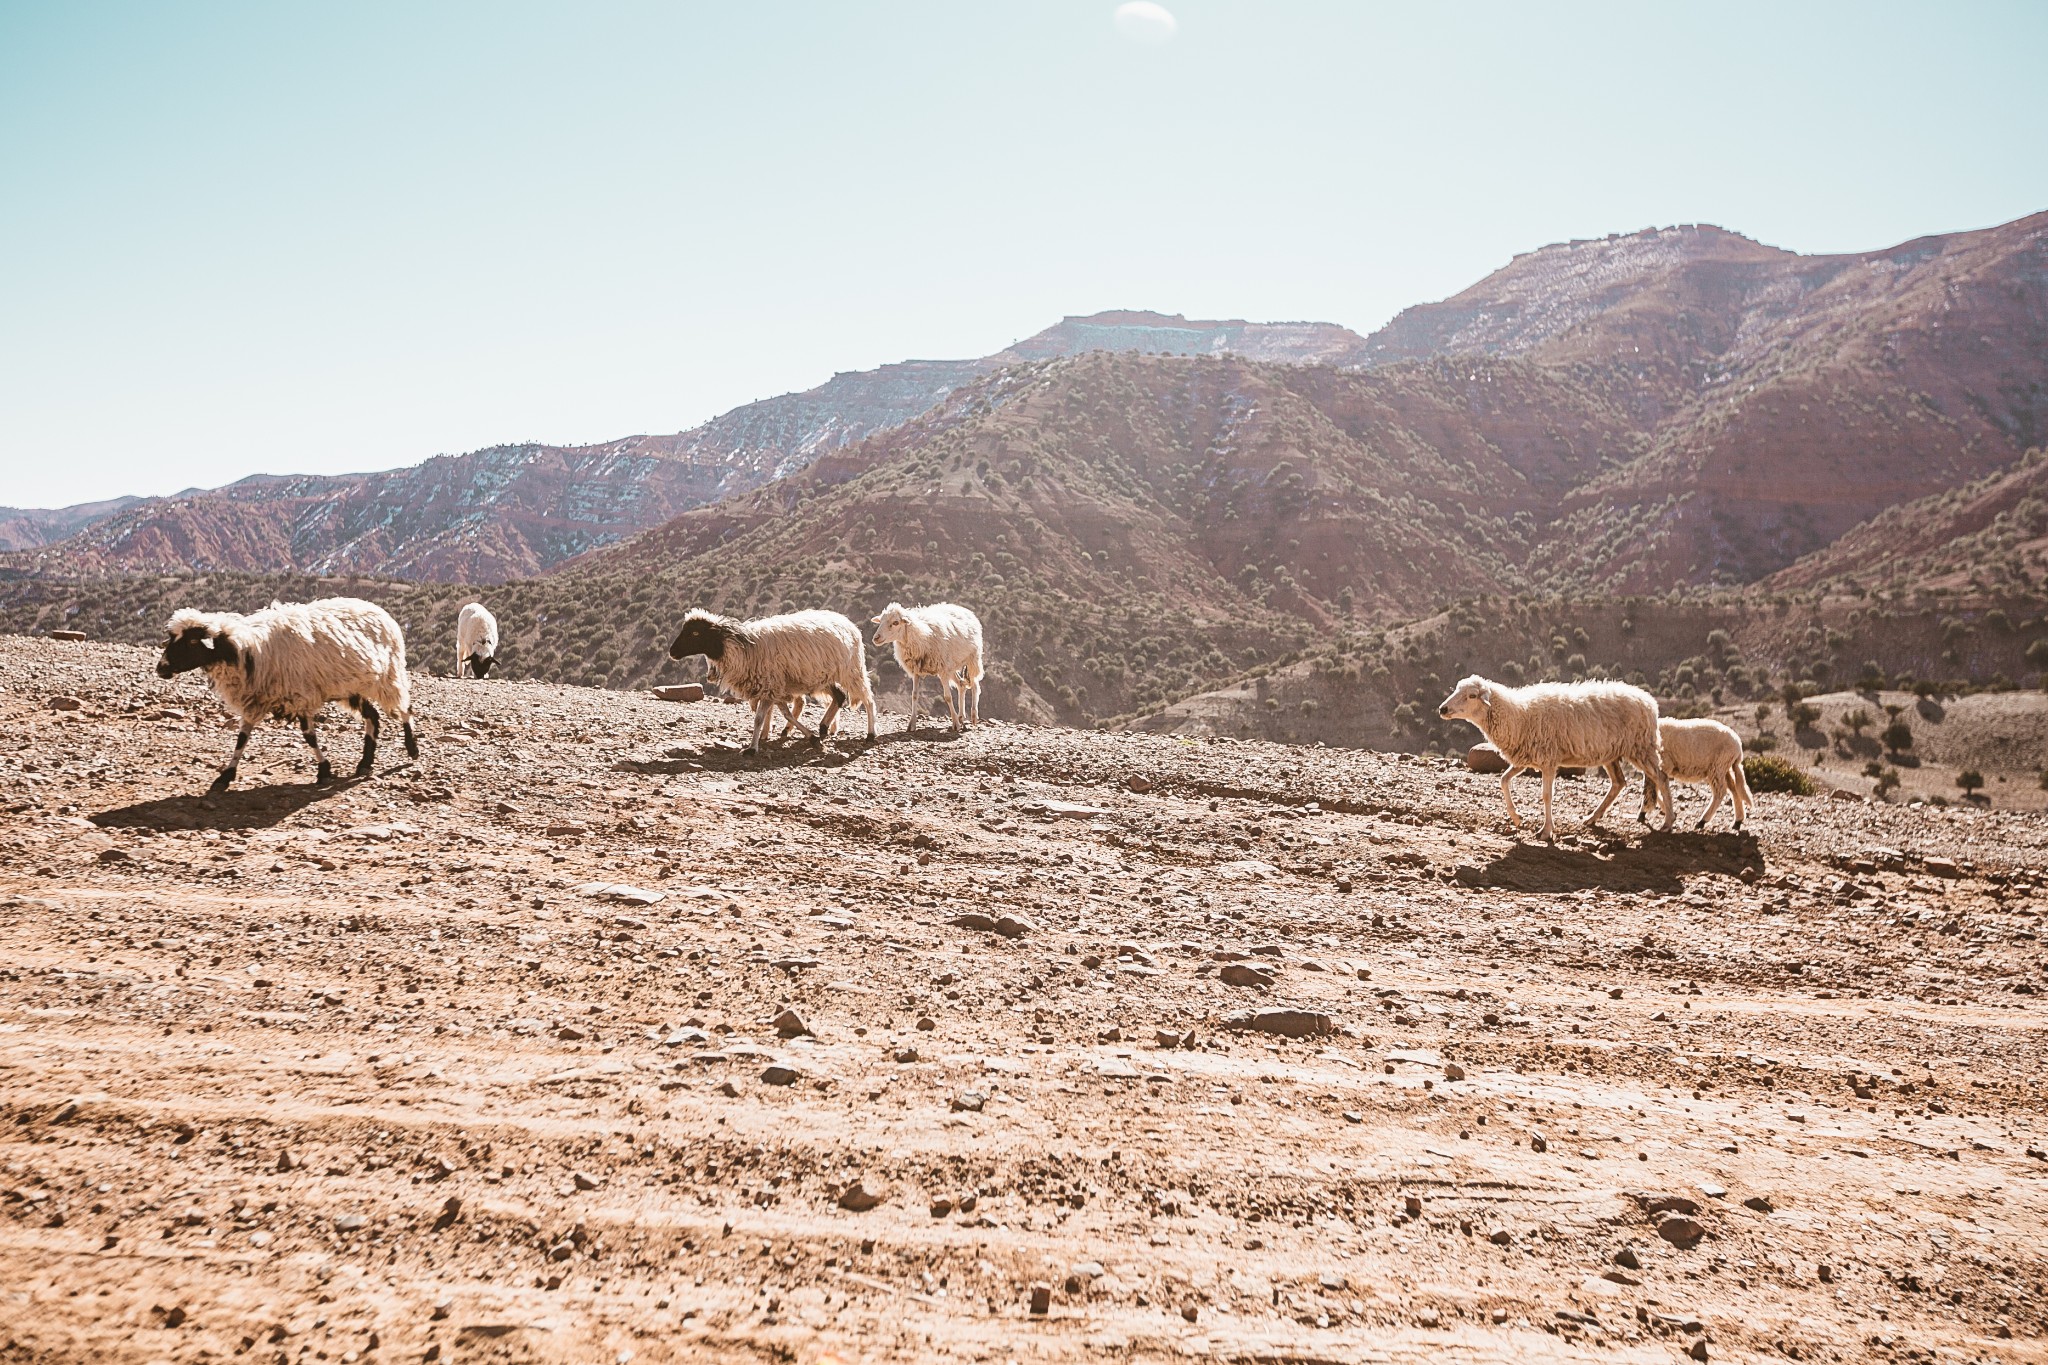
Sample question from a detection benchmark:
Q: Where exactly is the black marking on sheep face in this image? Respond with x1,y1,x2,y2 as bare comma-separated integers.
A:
468,653,496,678
669,611,750,662
156,624,239,679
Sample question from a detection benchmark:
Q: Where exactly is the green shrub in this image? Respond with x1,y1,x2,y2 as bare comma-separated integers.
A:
1744,754,1818,796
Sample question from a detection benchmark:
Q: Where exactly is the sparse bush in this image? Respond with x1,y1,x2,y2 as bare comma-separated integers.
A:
1743,754,1818,796
1957,769,1986,799
1882,720,1913,752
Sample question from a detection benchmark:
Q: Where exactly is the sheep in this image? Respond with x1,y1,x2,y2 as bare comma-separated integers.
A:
154,597,419,792
455,603,499,678
870,601,985,731
1438,674,1673,841
1627,717,1751,831
703,658,840,748
668,608,877,755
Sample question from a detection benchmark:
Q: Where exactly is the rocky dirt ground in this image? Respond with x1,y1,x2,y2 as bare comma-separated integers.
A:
2,637,2046,1365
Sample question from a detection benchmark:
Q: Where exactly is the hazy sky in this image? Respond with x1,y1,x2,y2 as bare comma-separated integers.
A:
3,1,2044,508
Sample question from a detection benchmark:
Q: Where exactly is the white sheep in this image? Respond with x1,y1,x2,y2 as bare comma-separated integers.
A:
1438,674,1673,841
455,602,499,678
1631,717,1751,831
154,597,419,792
668,608,877,755
870,601,984,731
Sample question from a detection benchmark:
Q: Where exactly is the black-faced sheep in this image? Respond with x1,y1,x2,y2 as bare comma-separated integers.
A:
668,608,877,755
1631,717,1751,831
154,598,419,792
1438,674,1673,841
456,602,499,678
870,601,984,731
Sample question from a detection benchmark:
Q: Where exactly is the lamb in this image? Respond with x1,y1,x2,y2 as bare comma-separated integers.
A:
668,608,877,755
1629,717,1751,831
154,597,419,792
455,602,499,678
870,601,985,732
1438,674,1673,841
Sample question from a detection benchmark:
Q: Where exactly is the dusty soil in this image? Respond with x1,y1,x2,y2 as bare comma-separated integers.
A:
2,637,2046,1364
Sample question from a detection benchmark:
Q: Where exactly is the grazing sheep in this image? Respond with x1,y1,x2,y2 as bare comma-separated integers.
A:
155,598,419,792
1630,717,1751,831
870,601,984,731
668,608,877,755
455,603,499,678
1438,675,1673,841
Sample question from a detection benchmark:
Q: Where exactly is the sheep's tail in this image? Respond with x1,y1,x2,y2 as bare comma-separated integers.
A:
1731,755,1752,804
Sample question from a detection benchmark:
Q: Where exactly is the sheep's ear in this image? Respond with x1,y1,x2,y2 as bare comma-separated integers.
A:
1478,682,1493,706
869,615,883,624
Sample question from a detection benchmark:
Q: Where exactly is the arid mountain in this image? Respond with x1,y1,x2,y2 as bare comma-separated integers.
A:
1764,447,2048,595
0,496,145,551
5,312,1364,583
1378,215,2048,588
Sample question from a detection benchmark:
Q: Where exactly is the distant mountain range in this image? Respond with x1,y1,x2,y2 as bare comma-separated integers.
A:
0,496,147,552
3,313,1367,582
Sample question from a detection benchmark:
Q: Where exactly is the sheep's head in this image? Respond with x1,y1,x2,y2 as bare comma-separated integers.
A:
468,652,497,679
1438,675,1493,726
156,610,240,678
869,602,908,647
669,609,748,662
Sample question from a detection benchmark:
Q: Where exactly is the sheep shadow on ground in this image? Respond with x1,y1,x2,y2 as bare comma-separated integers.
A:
1457,831,1764,895
617,739,875,776
92,777,365,832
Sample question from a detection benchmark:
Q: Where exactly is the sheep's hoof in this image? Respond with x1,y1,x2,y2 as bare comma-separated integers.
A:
353,762,374,779
1694,818,1707,831
315,765,336,786
208,772,235,794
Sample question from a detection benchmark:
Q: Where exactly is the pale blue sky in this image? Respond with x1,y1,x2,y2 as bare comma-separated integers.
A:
3,1,2044,508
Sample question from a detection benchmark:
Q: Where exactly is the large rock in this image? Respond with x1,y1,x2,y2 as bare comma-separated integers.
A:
1466,743,1509,773
1223,1008,1336,1039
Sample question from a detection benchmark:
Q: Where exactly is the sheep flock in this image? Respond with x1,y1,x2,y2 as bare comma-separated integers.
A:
141,593,1762,839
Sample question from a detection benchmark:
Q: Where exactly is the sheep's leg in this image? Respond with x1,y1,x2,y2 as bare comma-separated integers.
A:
746,700,774,755
1634,764,1654,823
210,724,254,793
905,674,922,729
777,699,816,743
1588,762,1627,827
1730,762,1749,830
817,692,845,742
940,672,965,732
1651,769,1674,831
1539,767,1558,842
300,718,335,785
1499,766,1525,831
1700,774,1725,830
352,699,380,778
966,672,981,725
402,715,419,760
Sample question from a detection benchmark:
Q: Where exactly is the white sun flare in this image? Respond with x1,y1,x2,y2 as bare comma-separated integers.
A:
1113,2,1178,45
